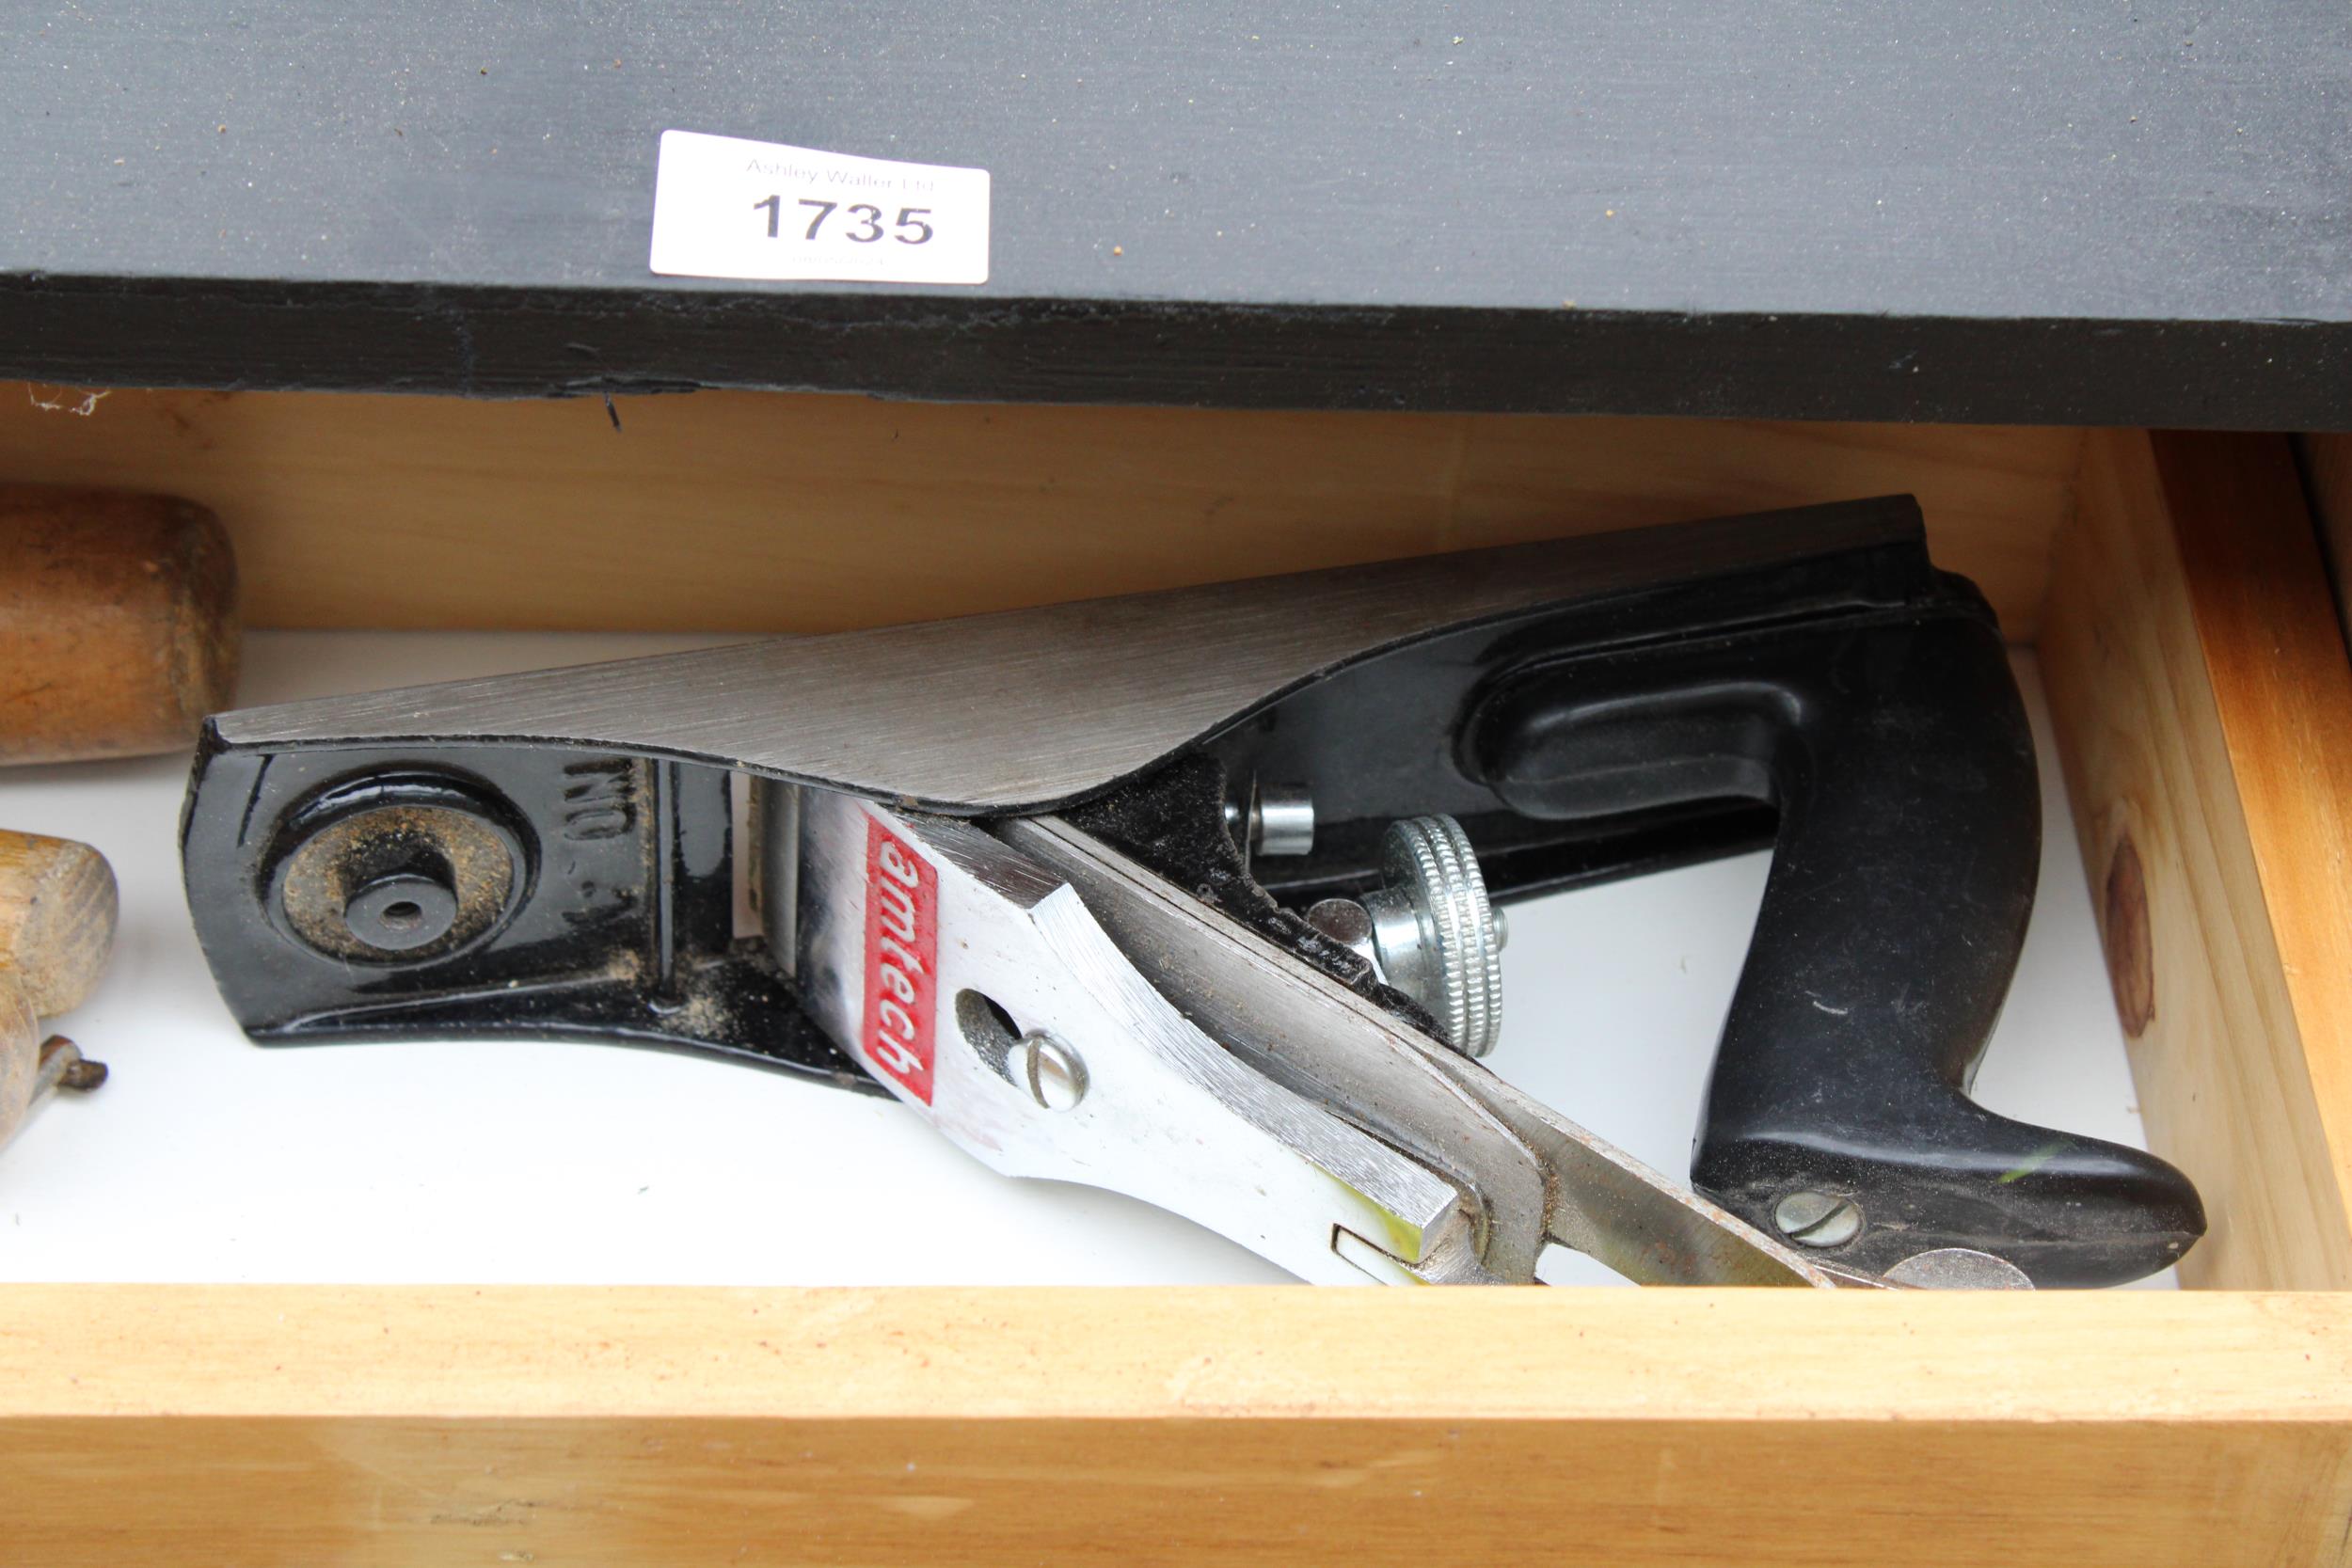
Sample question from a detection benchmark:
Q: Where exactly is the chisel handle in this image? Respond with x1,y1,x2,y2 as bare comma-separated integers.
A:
0,485,238,766
0,832,116,1153
0,830,118,1016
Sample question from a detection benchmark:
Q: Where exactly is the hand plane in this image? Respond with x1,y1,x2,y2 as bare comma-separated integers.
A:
178,498,2204,1289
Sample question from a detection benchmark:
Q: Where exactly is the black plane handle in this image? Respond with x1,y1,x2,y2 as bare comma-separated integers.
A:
1462,589,2205,1288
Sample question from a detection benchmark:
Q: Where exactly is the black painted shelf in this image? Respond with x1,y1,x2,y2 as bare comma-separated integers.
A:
7,2,2348,426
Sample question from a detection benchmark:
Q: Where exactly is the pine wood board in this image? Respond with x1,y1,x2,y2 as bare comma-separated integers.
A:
2041,430,2352,1291
0,386,2079,638
1,1287,2348,1567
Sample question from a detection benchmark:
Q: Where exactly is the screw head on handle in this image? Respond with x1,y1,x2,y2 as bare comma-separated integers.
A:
1773,1190,1864,1248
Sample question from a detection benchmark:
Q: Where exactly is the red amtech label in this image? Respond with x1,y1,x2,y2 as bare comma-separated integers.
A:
861,815,939,1104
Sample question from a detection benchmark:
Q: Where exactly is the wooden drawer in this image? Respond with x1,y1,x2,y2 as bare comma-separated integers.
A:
1,391,2348,1565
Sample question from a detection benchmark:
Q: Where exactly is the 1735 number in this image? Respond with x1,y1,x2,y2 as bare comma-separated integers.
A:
752,196,934,245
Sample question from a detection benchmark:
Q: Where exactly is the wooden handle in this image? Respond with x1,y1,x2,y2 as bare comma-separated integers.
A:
0,974,37,1149
0,484,239,765
0,831,118,1016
